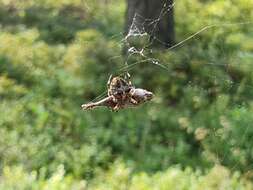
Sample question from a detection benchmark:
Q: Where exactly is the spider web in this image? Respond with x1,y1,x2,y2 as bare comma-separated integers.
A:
90,0,253,176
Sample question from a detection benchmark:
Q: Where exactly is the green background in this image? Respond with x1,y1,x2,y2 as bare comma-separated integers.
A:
0,0,253,189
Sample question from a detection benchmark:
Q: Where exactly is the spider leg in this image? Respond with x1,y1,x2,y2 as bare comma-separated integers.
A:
113,103,121,112
124,72,132,86
107,74,113,96
130,97,138,105
81,103,96,110
81,96,116,110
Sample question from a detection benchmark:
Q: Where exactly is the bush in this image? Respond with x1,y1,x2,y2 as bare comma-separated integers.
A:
0,0,253,187
1,163,252,190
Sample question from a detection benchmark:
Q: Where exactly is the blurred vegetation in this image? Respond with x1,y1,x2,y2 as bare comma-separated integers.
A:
0,0,253,189
1,162,253,190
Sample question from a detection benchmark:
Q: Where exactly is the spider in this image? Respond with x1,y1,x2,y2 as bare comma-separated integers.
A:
107,73,135,105
81,73,153,111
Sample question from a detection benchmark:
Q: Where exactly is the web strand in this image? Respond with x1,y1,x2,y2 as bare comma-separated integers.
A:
90,1,253,173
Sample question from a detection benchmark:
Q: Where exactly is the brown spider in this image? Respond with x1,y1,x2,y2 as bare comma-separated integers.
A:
81,74,153,111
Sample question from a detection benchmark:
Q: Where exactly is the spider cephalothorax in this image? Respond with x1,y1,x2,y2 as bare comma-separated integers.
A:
107,74,132,99
81,74,153,111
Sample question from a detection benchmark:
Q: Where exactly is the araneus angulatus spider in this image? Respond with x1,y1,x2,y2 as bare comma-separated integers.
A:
81,73,153,111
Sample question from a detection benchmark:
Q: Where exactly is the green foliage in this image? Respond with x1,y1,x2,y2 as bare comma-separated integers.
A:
1,162,252,190
0,0,253,188
0,165,86,190
90,161,253,190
